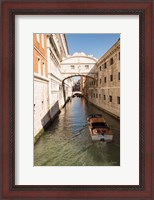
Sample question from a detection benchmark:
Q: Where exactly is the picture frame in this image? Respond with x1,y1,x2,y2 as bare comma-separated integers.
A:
1,0,153,199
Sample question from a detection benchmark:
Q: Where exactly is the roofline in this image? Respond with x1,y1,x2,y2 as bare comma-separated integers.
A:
62,55,97,63
97,38,120,64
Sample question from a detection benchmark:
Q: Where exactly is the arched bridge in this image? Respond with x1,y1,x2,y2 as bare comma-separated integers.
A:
72,91,83,97
60,52,97,81
72,91,83,95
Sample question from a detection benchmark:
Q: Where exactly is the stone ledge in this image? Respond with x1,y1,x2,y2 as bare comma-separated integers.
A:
34,128,45,144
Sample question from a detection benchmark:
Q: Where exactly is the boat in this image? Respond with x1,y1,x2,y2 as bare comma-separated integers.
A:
87,114,113,142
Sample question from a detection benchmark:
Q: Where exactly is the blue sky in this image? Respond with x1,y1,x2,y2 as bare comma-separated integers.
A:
66,34,120,59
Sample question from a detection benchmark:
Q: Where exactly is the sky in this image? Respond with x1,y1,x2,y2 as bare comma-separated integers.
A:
65,34,120,60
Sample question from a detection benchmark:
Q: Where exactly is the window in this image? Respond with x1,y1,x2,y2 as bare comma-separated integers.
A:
71,65,75,69
104,95,106,100
42,100,44,110
38,57,41,74
42,61,45,76
117,97,120,104
41,34,44,48
36,34,40,42
104,77,106,83
109,96,112,102
118,72,120,80
104,62,107,69
110,75,113,81
96,94,98,98
110,58,113,65
85,65,89,69
100,66,101,71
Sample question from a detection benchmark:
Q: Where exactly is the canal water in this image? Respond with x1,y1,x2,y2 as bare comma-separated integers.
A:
34,97,120,166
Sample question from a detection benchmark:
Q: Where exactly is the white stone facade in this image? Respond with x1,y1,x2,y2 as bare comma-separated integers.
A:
47,34,73,119
34,77,49,136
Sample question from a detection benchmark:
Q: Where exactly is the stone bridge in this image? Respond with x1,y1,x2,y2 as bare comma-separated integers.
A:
72,91,83,95
60,52,98,82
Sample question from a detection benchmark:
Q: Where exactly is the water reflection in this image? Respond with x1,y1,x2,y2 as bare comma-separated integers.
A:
34,97,120,166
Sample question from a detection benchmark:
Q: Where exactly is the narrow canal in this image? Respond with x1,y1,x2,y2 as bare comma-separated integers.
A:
34,97,120,166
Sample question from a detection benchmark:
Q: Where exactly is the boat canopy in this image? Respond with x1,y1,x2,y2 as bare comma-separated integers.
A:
89,117,106,123
91,122,108,128
88,114,102,119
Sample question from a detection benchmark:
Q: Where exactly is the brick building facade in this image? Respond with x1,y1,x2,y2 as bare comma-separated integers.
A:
83,39,120,118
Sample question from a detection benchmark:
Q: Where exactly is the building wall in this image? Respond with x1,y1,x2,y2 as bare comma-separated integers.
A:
47,34,72,118
80,76,86,93
34,78,49,136
34,34,48,76
85,39,120,118
34,34,49,139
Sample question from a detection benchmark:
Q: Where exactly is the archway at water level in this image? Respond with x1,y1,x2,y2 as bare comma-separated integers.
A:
62,75,96,103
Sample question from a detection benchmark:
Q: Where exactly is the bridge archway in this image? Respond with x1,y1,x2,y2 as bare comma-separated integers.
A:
62,74,96,84
62,74,95,102
60,52,97,103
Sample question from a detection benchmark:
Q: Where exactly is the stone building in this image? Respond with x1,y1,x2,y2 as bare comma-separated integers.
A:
84,39,120,118
80,76,86,93
47,34,74,119
34,34,50,140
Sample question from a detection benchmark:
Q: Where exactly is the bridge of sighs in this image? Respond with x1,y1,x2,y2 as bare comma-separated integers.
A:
60,52,98,82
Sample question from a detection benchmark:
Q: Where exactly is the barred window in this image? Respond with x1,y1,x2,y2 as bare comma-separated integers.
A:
118,72,120,80
71,65,75,69
104,62,107,69
117,97,120,104
110,58,113,65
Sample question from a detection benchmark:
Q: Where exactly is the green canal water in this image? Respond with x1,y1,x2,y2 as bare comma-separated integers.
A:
34,97,120,166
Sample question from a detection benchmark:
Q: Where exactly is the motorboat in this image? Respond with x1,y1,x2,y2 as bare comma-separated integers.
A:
87,114,113,142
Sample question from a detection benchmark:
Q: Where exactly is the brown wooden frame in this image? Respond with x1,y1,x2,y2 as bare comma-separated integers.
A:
1,0,153,199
